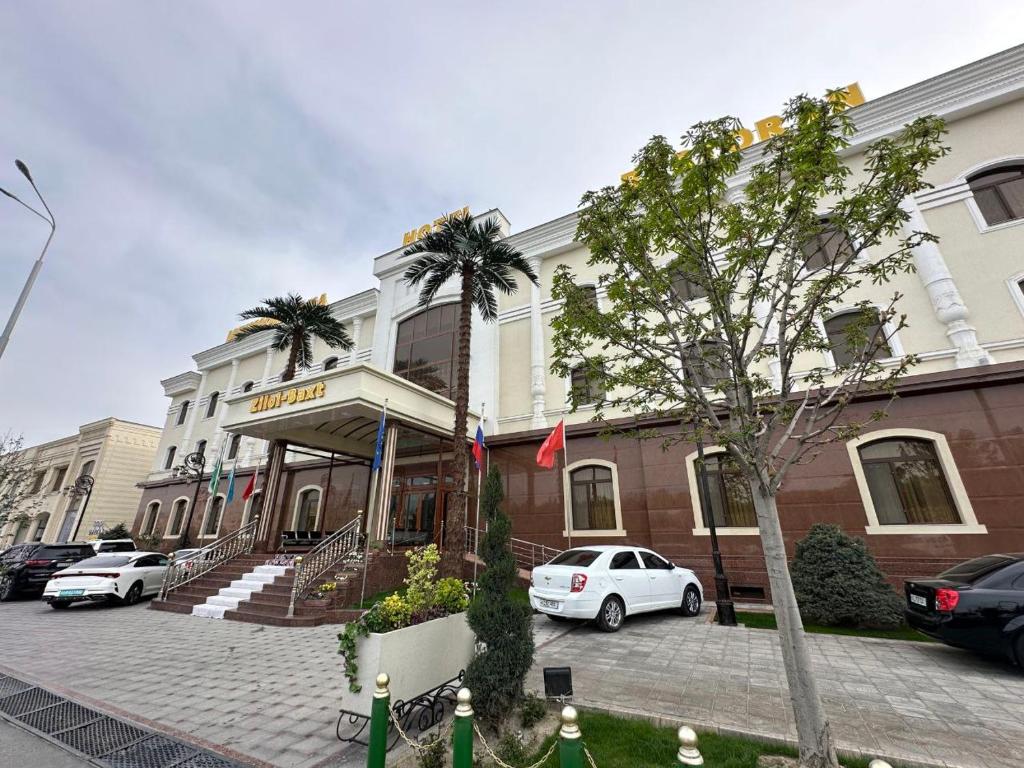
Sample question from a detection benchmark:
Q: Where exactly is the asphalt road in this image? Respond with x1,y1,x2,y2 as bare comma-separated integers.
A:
0,716,92,767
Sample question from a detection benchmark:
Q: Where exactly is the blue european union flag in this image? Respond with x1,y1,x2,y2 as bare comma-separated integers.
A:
371,411,386,471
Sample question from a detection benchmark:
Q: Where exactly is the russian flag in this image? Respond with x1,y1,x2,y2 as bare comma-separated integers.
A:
472,425,486,470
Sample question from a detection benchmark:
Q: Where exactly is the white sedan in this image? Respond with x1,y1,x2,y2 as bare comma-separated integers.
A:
528,545,703,632
42,552,170,609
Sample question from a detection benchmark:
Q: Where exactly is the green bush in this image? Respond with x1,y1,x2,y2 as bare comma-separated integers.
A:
519,693,547,729
416,734,445,768
463,467,535,725
98,523,132,540
434,577,469,614
790,523,904,629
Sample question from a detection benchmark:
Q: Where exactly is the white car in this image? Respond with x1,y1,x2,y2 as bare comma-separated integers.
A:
42,552,170,609
528,545,703,632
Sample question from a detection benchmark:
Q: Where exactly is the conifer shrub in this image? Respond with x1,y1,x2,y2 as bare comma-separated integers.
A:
463,467,535,725
790,523,904,629
98,522,132,540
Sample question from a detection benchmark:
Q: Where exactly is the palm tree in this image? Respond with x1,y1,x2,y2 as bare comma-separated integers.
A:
403,213,538,577
235,293,353,382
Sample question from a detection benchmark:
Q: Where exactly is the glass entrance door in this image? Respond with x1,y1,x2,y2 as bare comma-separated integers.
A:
388,473,451,547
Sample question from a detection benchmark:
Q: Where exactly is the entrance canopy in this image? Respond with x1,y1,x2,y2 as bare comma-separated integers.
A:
221,363,479,459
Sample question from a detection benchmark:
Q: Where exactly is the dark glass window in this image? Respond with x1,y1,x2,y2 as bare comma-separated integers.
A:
609,551,641,569
242,381,255,393
549,549,601,567
177,400,190,426
569,465,617,531
323,357,339,371
698,454,757,528
570,365,605,405
31,514,48,542
227,434,242,461
670,270,707,302
968,166,1024,226
244,491,262,527
203,496,224,536
824,310,892,367
168,499,187,536
49,466,68,492
801,219,855,271
29,471,45,494
164,446,177,470
195,440,207,457
205,392,219,418
295,488,320,531
858,439,960,525
393,304,460,398
639,551,672,570
142,502,159,536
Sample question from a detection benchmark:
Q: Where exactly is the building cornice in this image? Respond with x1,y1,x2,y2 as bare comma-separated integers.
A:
161,371,202,397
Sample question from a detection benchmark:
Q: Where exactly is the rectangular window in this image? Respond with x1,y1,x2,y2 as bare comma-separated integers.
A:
859,439,961,525
29,471,46,495
49,466,68,493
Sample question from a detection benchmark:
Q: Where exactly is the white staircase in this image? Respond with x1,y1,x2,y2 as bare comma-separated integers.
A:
191,564,289,619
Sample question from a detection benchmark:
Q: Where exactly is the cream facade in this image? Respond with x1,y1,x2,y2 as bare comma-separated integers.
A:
1,419,161,547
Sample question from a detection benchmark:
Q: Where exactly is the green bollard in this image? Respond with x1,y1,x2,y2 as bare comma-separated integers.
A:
452,687,474,768
367,672,390,768
558,706,584,768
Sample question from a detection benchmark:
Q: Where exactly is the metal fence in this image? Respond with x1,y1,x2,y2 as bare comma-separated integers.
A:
287,515,362,616
157,517,260,600
465,526,562,572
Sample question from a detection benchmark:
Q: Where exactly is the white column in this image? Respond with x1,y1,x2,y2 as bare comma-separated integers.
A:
212,359,239,455
373,424,399,540
529,256,547,429
900,197,992,368
181,371,208,454
349,316,363,366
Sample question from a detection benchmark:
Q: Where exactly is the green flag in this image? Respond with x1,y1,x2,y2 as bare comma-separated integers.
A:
208,443,225,497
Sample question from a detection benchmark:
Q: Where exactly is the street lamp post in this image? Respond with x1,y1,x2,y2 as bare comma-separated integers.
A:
67,475,95,542
173,451,207,549
692,429,737,626
0,160,56,363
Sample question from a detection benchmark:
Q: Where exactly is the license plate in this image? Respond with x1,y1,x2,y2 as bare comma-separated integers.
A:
59,589,84,597
910,594,927,607
540,599,560,610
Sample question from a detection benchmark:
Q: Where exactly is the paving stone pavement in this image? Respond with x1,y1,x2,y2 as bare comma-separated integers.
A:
529,610,1024,768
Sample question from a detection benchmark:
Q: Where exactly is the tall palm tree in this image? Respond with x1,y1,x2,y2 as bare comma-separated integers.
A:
403,213,538,577
235,293,353,382
233,293,352,548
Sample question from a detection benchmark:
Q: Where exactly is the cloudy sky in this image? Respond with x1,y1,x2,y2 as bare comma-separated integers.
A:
1,1,1022,445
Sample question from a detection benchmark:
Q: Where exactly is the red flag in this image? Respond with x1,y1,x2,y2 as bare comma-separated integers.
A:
536,420,565,469
241,471,257,501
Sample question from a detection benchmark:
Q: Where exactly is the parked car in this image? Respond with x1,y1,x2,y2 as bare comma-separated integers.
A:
0,543,96,600
41,551,170,609
528,545,703,632
90,539,137,554
171,548,203,572
905,553,1024,665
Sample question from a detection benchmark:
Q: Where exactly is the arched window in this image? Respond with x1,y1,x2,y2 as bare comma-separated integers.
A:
167,499,188,537
164,446,177,470
570,364,605,405
31,514,49,542
857,438,960,526
227,434,242,461
243,490,262,528
141,501,160,536
393,304,460,397
205,392,219,418
697,454,756,528
323,356,339,371
203,495,225,537
670,270,707,302
968,165,1024,226
195,440,207,457
294,487,321,531
567,464,620,532
177,400,190,426
801,218,855,272
824,309,892,367
242,381,255,393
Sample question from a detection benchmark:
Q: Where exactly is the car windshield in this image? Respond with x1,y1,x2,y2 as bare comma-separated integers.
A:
74,556,134,569
548,549,601,567
937,555,1017,584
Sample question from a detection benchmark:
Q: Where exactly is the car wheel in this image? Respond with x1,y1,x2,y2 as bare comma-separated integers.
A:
680,586,702,617
50,600,71,610
0,577,14,602
596,596,624,632
121,582,143,606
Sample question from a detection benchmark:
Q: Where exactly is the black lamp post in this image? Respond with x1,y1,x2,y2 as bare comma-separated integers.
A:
691,428,737,626
173,451,207,548
67,475,95,542
0,160,55,363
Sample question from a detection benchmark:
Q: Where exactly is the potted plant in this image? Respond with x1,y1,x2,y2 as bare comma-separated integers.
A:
337,545,473,717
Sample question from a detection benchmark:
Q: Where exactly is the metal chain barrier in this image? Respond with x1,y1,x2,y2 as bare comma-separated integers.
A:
471,722,558,768
583,744,600,768
387,704,454,753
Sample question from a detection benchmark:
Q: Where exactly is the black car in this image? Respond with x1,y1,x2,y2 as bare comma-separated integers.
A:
0,543,96,600
905,553,1024,665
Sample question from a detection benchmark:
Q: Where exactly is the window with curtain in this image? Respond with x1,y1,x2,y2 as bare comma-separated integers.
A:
203,496,225,536
801,218,855,271
569,465,617,531
570,364,606,405
824,310,892,367
968,165,1024,226
205,392,219,418
698,454,757,528
227,434,242,460
858,438,961,525
177,400,190,426
168,499,187,536
393,304,460,397
295,488,321,531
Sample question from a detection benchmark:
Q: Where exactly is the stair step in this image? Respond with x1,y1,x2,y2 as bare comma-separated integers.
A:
207,594,245,608
192,603,229,619
219,587,258,600
254,565,289,577
230,579,267,591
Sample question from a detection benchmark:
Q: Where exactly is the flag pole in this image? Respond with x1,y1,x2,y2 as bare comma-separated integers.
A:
472,402,485,591
360,398,388,609
562,418,573,550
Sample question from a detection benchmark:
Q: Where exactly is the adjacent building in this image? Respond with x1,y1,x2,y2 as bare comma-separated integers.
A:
133,45,1024,598
1,419,161,547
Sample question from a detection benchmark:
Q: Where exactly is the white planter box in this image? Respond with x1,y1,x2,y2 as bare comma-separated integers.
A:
342,612,476,717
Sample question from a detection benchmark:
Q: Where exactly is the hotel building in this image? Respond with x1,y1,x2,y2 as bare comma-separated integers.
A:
134,45,1024,609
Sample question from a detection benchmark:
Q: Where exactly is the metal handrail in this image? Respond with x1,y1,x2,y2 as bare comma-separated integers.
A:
287,514,363,617
464,526,562,572
158,517,260,600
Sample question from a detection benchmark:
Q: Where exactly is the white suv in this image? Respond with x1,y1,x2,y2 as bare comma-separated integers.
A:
90,539,137,554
